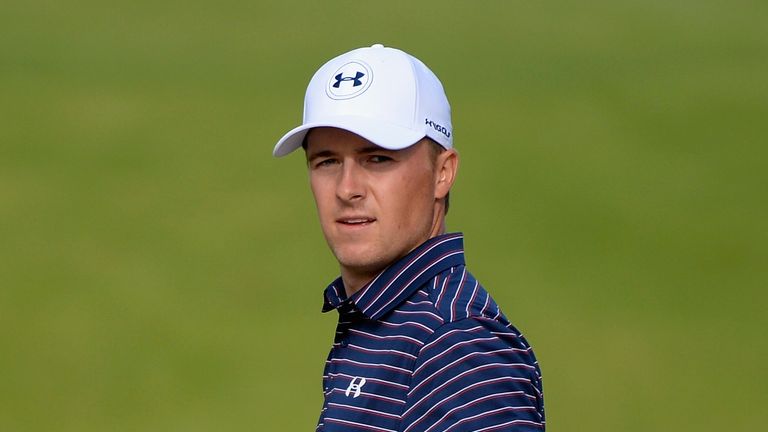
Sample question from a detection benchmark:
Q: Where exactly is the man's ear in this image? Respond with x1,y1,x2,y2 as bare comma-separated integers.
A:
434,149,459,200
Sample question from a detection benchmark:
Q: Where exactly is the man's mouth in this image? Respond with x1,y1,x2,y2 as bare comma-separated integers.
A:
337,217,376,225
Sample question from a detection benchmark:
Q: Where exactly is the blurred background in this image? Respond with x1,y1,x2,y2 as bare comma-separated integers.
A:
2,0,766,430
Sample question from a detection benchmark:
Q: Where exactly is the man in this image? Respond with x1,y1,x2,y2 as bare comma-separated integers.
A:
274,44,545,431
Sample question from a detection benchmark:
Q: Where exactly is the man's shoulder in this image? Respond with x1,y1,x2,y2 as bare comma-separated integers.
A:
420,265,507,325
370,264,522,351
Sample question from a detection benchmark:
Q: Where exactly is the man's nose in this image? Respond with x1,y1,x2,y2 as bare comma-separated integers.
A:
337,160,366,202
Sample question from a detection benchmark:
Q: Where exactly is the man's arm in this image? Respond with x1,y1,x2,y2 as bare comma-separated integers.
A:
401,317,545,432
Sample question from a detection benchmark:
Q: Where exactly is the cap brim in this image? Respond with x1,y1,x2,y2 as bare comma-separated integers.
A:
273,116,425,157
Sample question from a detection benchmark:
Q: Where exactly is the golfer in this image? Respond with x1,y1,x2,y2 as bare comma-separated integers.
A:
274,44,545,431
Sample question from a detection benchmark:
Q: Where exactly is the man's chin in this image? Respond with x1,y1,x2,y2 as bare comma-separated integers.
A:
334,250,387,275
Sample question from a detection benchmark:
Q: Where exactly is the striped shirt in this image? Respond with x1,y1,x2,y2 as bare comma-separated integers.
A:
318,233,545,431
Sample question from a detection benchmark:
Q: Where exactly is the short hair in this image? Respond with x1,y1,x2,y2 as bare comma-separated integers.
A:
425,138,450,215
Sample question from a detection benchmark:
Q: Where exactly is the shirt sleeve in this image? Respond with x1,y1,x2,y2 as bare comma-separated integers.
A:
400,317,545,432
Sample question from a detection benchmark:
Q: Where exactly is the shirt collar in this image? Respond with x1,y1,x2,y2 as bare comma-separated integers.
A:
322,232,465,320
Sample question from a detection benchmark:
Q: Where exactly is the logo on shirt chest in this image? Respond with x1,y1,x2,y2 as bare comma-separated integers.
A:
344,376,367,398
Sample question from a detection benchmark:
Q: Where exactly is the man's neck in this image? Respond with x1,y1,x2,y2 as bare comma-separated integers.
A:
340,271,374,299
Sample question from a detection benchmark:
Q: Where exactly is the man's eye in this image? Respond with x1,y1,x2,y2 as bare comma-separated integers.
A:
315,159,338,168
369,155,393,163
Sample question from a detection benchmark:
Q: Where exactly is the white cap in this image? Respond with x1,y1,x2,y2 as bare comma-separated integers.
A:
273,44,453,157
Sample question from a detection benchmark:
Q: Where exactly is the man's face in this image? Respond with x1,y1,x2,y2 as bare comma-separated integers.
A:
305,127,445,284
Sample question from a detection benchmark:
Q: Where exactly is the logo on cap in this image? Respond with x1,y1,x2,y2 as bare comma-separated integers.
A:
333,71,364,88
326,61,373,100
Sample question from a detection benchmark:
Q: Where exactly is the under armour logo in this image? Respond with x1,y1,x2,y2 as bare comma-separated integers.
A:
333,71,365,88
344,376,367,398
327,61,372,100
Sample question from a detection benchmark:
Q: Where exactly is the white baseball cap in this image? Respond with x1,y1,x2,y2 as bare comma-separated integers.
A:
273,44,453,157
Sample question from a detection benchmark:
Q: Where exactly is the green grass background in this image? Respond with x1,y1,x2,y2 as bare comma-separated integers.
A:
2,0,766,430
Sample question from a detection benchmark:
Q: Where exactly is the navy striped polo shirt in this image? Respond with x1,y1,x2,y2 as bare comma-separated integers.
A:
318,232,545,431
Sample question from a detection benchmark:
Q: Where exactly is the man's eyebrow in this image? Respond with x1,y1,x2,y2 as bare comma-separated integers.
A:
308,145,393,160
307,149,335,161
357,145,394,154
